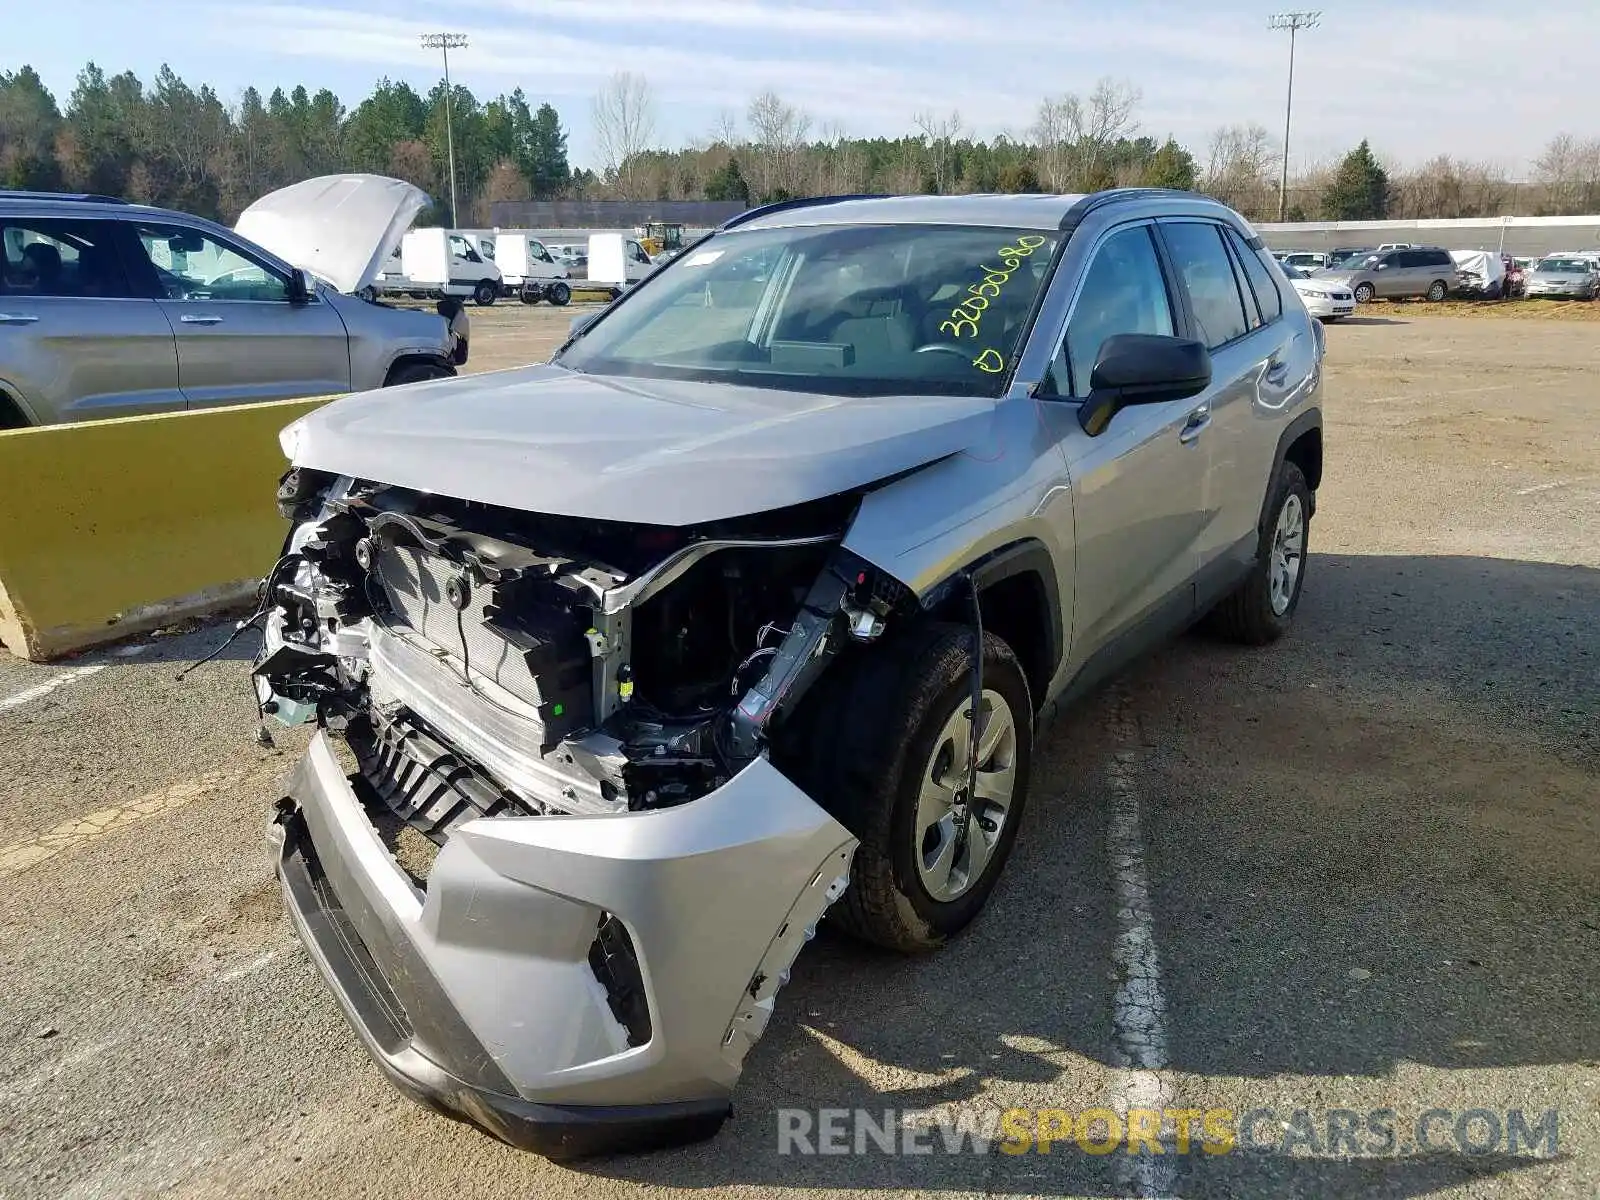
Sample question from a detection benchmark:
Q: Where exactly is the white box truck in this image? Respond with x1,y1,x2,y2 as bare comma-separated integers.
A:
493,233,574,306
585,233,658,297
390,228,505,306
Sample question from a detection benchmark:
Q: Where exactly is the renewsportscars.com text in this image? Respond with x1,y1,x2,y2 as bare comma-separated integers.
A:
776,1106,1560,1158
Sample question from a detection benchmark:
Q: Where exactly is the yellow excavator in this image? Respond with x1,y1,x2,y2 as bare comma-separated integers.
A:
635,221,685,258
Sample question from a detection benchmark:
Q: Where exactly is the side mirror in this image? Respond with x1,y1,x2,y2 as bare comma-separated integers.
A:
1078,333,1211,436
287,267,314,304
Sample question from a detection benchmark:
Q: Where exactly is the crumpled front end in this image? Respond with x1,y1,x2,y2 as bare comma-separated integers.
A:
255,472,909,1155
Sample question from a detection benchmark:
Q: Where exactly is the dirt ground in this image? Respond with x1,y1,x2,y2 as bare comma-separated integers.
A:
0,310,1595,1199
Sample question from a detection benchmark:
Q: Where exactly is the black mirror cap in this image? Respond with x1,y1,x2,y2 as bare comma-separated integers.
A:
286,267,314,303
1079,333,1211,437
1089,333,1211,400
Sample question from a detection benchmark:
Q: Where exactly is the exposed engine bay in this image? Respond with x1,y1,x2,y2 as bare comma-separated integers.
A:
256,468,912,836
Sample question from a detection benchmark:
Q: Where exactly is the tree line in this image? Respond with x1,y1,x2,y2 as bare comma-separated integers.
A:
4,63,1600,228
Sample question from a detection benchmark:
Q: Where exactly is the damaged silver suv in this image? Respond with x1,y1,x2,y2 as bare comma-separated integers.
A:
257,190,1324,1159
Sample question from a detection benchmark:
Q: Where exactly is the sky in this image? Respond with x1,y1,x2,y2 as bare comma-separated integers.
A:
17,0,1600,176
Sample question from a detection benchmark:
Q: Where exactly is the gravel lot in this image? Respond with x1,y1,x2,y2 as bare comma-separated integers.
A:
1,310,1595,1199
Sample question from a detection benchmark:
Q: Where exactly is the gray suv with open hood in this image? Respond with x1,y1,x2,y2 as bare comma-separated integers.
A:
257,189,1325,1158
0,176,467,427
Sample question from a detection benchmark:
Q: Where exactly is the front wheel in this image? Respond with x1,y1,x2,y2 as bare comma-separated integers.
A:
473,280,498,307
1425,280,1448,302
797,624,1034,952
1205,460,1311,645
1353,282,1375,303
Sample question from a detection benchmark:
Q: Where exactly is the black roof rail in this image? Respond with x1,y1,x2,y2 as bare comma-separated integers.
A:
1058,187,1215,231
0,190,131,205
719,194,890,230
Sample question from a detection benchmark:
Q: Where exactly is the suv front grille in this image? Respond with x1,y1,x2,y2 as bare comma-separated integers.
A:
348,708,527,849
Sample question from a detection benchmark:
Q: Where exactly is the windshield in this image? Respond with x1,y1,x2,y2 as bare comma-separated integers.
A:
1330,252,1377,270
555,223,1061,397
1537,258,1588,273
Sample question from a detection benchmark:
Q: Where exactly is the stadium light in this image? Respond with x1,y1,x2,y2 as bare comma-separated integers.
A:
420,33,469,226
1268,12,1321,221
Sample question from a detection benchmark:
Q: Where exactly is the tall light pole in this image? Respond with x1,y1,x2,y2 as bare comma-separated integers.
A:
1267,11,1319,221
420,32,468,226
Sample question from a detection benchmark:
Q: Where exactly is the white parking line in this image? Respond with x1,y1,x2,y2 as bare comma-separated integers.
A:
0,664,106,714
1107,689,1176,1199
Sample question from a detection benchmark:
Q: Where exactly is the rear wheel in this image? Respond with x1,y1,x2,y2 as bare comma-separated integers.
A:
472,280,498,307
1353,282,1375,303
547,281,572,307
1425,280,1448,302
794,623,1034,952
1206,460,1311,645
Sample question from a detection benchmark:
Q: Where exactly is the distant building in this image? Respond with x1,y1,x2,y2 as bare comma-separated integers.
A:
488,200,750,229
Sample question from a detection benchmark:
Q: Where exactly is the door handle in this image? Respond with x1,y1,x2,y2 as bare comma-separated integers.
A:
1179,406,1211,444
179,314,224,325
0,313,40,325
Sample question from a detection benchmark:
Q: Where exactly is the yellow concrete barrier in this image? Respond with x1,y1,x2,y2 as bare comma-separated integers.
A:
0,397,332,661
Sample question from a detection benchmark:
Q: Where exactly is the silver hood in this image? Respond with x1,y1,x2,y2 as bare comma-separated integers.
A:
235,174,428,295
281,365,999,526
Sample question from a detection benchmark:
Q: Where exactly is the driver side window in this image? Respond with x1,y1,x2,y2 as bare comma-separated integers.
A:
1045,225,1175,398
131,223,289,302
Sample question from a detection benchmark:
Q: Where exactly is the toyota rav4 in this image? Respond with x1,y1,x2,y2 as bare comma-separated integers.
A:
256,189,1324,1159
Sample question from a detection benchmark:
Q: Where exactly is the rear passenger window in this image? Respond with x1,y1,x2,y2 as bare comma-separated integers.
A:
1162,222,1249,349
1227,229,1282,323
0,219,133,299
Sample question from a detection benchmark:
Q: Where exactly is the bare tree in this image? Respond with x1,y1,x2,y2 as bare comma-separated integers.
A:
1079,78,1141,186
710,108,740,148
1032,94,1082,192
1532,133,1600,214
914,108,963,193
591,71,657,196
746,90,812,197
1201,124,1278,219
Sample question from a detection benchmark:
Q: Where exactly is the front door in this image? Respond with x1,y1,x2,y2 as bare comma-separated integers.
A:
1033,221,1208,666
122,221,350,410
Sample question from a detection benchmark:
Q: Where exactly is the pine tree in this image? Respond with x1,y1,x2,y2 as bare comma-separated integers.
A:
1323,140,1389,220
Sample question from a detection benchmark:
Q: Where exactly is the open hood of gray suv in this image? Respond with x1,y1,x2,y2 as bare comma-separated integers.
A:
236,173,428,295
282,364,999,525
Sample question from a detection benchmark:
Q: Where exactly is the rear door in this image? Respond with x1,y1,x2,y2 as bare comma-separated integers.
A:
0,215,181,423
123,220,350,410
1156,219,1286,584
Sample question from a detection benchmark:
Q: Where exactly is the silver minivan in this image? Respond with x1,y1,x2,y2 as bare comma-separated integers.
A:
0,181,469,428
1320,245,1459,304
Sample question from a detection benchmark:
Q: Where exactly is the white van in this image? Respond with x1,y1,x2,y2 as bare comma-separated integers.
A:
382,228,505,306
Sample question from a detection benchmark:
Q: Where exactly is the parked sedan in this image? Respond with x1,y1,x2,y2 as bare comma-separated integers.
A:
1283,264,1355,320
1523,257,1599,300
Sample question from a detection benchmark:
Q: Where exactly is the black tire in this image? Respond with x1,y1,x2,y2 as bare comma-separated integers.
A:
1206,461,1312,645
789,623,1034,952
385,360,455,387
519,288,540,305
473,280,498,307
1353,282,1375,303
547,281,572,307
1425,280,1448,302
0,390,30,429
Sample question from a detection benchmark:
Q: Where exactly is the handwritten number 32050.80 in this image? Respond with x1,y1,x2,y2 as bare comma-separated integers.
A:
938,235,1048,373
